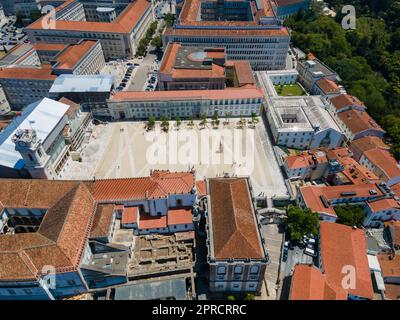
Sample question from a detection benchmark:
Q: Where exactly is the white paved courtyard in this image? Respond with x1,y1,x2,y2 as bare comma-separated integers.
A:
63,119,288,198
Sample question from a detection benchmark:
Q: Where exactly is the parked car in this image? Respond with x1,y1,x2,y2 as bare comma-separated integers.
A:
304,245,316,257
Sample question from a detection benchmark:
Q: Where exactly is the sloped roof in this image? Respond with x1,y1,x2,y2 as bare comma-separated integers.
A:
319,222,374,299
330,94,365,111
290,264,347,300
88,170,195,202
0,182,96,281
90,204,115,239
363,148,400,180
208,178,264,260
338,109,385,135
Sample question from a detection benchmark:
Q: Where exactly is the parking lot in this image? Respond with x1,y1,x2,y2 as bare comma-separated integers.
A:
0,16,28,51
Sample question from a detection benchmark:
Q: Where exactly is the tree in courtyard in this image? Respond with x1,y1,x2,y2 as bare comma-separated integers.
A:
211,111,220,127
244,293,255,300
147,116,156,130
175,116,181,129
334,205,365,227
283,205,319,242
251,112,259,124
238,115,246,128
161,115,169,132
200,113,207,128
227,295,236,300
188,116,195,129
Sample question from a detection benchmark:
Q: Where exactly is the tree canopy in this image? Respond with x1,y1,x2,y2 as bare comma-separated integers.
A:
286,2,400,159
334,205,365,227
284,206,319,242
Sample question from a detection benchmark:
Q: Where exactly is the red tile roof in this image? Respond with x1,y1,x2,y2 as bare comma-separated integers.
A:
87,171,195,203
338,109,385,135
27,0,150,33
363,148,400,181
316,78,340,94
290,264,347,300
110,87,263,102
121,206,138,225
53,40,97,70
0,64,56,81
208,178,264,260
227,60,255,87
139,214,167,230
0,182,96,280
319,222,374,299
350,136,389,157
167,208,193,225
90,204,115,238
300,183,384,217
378,253,400,278
367,198,400,213
196,180,207,197
330,94,365,111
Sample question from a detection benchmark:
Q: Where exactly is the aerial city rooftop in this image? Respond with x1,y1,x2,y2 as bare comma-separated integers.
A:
0,0,398,303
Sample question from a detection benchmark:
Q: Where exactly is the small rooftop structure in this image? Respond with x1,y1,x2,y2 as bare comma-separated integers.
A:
50,74,114,93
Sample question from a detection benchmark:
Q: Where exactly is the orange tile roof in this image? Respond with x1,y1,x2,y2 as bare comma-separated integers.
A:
363,148,400,180
285,153,314,169
33,43,67,52
290,264,347,300
53,40,97,70
159,42,180,74
319,222,374,299
300,183,384,217
392,183,400,198
167,208,193,225
121,206,138,225
350,136,389,155
0,64,56,81
338,109,385,135
339,157,379,185
367,198,400,213
90,204,115,238
227,60,255,86
110,87,263,102
0,182,96,280
208,178,264,260
196,180,207,197
330,94,365,111
27,0,150,34
139,214,167,229
378,253,400,278
384,283,400,300
316,78,340,94
87,170,195,202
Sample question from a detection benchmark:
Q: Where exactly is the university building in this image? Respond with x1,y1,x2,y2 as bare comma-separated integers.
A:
0,170,200,299
159,43,256,91
163,0,290,70
25,0,154,60
105,87,264,120
204,177,269,293
0,40,106,109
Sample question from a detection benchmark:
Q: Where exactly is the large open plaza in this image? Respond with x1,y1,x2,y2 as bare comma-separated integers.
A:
63,119,288,199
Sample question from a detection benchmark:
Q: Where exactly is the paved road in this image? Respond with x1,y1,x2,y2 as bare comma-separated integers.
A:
261,223,284,299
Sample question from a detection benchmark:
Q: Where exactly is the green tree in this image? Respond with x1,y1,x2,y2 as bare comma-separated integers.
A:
334,205,365,227
151,35,163,49
227,295,236,300
161,115,169,132
200,113,207,127
244,293,255,300
251,112,259,124
284,206,319,242
147,116,156,129
175,116,181,129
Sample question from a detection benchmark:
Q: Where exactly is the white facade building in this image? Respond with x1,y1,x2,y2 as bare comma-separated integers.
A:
266,95,343,150
106,88,264,120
